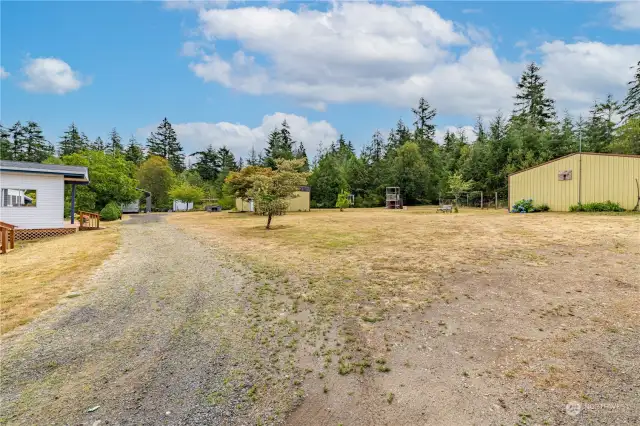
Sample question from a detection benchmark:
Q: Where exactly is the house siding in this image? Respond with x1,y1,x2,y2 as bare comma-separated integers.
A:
509,154,640,211
0,172,65,228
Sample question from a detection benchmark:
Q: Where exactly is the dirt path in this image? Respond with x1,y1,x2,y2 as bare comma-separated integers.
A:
1,215,269,425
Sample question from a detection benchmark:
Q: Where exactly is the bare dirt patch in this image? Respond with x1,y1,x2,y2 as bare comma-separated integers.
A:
170,208,640,425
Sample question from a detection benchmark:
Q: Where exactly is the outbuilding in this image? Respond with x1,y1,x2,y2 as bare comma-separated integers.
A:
508,153,640,211
0,160,90,238
235,186,311,212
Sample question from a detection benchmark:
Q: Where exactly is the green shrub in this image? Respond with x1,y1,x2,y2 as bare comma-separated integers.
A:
569,201,624,212
511,199,550,213
100,202,122,221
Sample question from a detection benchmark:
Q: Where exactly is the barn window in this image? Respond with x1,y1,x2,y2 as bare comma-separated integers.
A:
1,188,37,207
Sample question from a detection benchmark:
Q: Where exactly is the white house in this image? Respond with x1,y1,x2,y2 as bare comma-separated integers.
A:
0,160,89,230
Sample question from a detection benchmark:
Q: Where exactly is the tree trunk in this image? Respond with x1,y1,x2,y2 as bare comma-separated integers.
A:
266,214,272,229
340,207,343,212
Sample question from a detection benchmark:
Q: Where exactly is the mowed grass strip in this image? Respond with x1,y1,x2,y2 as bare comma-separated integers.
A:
0,224,120,334
168,207,640,316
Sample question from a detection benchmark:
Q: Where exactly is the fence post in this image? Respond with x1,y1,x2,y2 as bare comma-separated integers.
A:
480,191,483,209
495,192,498,209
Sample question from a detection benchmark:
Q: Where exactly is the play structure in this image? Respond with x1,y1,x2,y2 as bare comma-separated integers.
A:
385,187,403,209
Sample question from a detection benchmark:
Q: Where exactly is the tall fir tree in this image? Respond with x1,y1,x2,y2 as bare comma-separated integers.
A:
124,136,144,166
514,62,556,129
107,127,124,155
622,61,640,121
247,145,259,166
0,124,12,160
23,121,50,163
218,146,237,171
146,118,185,172
263,129,283,169
294,141,309,172
192,145,220,181
412,97,437,143
92,136,106,152
9,121,26,161
59,123,86,156
280,120,292,150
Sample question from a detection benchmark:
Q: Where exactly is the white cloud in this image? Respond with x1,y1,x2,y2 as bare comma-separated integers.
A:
611,1,640,29
137,113,338,160
185,3,520,116
0,66,9,79
538,41,640,115
177,3,639,124
21,57,88,94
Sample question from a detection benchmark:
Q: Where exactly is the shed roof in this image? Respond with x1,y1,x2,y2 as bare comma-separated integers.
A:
508,152,640,177
0,160,89,184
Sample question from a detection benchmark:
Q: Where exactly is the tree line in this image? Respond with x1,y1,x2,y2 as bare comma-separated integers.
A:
0,116,309,213
309,61,640,207
1,60,638,212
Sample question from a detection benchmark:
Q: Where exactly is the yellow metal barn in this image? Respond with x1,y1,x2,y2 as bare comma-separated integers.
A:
235,187,311,212
508,153,640,211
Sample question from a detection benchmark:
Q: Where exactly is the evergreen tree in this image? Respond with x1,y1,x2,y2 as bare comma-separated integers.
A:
248,145,259,166
622,61,640,121
146,118,185,172
412,97,437,143
92,136,106,152
263,129,283,169
107,127,123,156
124,136,144,166
584,98,618,153
0,124,12,160
514,62,556,129
368,130,386,163
9,122,26,160
192,145,220,181
237,157,245,170
280,119,294,154
218,146,237,171
59,123,86,156
596,94,619,149
23,121,50,162
294,141,309,172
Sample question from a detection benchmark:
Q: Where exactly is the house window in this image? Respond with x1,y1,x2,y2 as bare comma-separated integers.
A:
1,188,37,207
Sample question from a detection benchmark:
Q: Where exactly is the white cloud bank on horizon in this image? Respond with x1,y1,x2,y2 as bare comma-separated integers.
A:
137,112,339,161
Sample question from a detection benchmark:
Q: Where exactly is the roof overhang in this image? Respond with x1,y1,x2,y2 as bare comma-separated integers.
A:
0,160,89,184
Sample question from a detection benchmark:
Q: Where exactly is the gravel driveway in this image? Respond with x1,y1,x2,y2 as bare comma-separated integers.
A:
1,215,263,425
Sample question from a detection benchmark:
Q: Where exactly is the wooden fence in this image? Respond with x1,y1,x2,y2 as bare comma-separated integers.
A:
0,221,16,254
78,211,100,231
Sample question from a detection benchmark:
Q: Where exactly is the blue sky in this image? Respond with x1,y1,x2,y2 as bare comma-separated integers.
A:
1,1,639,159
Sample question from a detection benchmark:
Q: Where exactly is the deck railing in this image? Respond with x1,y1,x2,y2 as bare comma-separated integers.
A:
0,221,16,254
78,211,100,230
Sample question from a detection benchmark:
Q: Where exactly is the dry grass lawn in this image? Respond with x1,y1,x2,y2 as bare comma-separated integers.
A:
169,207,640,424
169,207,639,317
0,223,120,334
